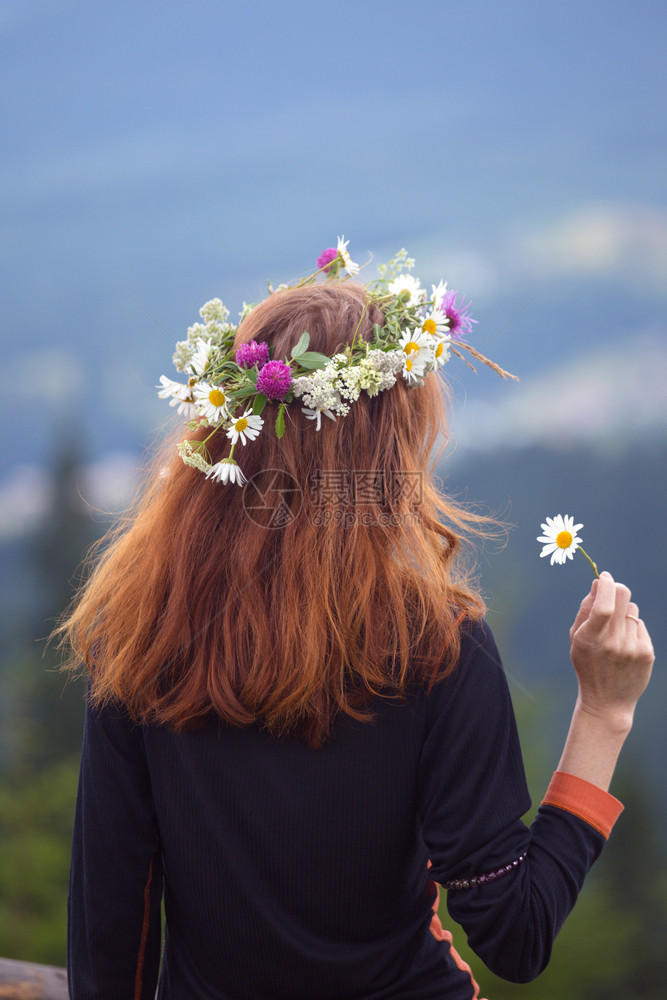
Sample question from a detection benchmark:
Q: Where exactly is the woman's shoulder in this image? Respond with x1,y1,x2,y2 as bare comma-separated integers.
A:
422,615,511,720
458,614,503,666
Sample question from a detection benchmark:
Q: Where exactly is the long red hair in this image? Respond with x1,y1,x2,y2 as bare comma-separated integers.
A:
57,282,492,745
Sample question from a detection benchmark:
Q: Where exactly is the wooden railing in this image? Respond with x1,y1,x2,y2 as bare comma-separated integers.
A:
0,957,68,999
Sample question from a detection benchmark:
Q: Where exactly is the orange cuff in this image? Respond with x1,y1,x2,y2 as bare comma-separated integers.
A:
541,770,624,839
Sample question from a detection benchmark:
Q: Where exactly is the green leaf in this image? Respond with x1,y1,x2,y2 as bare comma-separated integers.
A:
275,404,286,439
290,331,310,358
253,393,267,416
234,386,257,399
295,351,330,370
245,368,258,384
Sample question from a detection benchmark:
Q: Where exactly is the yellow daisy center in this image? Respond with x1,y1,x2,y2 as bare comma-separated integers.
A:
405,358,413,371
235,417,248,432
556,530,573,549
403,341,419,355
435,342,444,358
208,388,225,407
422,318,437,335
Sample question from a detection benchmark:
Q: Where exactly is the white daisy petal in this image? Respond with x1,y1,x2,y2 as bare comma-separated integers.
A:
302,406,336,431
206,459,247,486
336,235,360,276
430,281,448,308
158,375,200,419
539,543,558,556
188,338,214,377
157,374,184,399
176,400,199,420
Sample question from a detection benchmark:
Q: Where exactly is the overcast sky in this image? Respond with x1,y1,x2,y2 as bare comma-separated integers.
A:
2,0,666,488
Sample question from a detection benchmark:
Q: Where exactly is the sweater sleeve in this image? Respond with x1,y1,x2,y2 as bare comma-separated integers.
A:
419,618,623,984
67,689,163,999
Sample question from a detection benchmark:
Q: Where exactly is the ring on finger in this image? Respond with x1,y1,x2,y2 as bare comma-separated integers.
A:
626,615,640,624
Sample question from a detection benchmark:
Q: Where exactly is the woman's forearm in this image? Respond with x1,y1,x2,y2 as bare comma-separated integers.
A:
556,696,633,793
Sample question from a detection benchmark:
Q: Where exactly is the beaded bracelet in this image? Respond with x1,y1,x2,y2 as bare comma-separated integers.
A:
442,851,528,891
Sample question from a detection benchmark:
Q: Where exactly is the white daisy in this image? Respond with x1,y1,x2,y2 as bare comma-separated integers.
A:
537,514,584,565
402,351,428,384
431,337,451,369
157,375,198,419
430,281,448,310
302,406,337,431
157,374,186,402
206,458,247,486
188,338,214,377
336,235,360,276
417,309,449,339
194,382,231,424
226,409,264,446
398,329,433,361
177,399,199,420
388,274,424,306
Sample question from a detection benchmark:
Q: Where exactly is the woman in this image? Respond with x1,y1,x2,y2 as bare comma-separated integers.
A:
59,256,654,999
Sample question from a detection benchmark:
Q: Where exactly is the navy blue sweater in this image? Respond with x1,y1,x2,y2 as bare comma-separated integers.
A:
67,618,618,999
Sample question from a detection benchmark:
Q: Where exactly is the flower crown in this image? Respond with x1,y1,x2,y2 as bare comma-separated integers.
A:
157,236,517,486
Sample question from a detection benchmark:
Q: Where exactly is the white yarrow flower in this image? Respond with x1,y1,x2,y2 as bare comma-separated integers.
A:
199,298,229,323
226,409,264,446
365,349,406,376
292,369,342,413
177,441,212,473
186,322,207,344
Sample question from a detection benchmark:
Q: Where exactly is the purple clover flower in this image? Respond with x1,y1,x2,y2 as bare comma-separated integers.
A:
442,291,477,342
256,359,293,401
317,247,339,273
235,340,270,369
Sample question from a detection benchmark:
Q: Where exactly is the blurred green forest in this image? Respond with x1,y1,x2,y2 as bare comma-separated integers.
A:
1,439,666,998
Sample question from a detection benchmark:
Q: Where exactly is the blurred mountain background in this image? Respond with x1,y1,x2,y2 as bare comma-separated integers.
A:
1,1,666,996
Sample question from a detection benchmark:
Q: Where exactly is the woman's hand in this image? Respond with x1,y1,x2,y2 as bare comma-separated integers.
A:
569,571,655,733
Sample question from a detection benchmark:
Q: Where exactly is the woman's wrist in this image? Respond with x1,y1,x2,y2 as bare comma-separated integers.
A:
573,694,635,737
